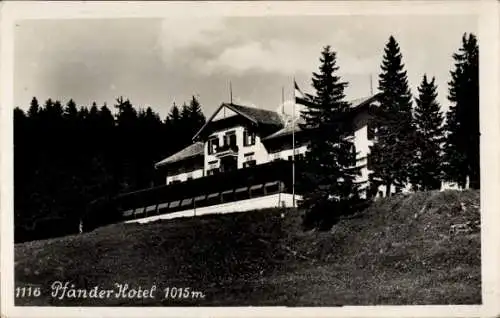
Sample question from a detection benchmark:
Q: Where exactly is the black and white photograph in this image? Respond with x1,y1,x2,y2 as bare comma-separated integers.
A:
1,1,498,317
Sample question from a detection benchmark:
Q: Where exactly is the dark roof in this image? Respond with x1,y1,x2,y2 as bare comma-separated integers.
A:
192,103,284,141
154,142,204,168
225,103,284,127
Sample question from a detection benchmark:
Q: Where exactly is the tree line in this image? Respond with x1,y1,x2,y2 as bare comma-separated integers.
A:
13,32,478,238
14,95,205,242
299,33,479,229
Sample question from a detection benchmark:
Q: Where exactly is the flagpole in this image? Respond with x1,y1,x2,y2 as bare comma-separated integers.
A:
229,81,233,104
369,74,373,95
281,86,285,115
292,77,296,208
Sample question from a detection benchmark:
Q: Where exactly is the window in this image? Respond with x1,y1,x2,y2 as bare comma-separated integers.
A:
208,137,219,155
243,160,256,168
243,129,256,146
223,132,237,148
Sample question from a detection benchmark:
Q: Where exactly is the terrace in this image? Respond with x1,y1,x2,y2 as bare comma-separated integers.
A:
113,160,294,222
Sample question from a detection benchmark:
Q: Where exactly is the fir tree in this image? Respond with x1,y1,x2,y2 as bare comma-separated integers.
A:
78,106,89,121
444,33,479,189
166,102,181,124
99,104,115,130
164,102,182,151
411,74,444,190
369,36,415,196
298,45,361,230
64,99,78,119
187,95,206,131
53,100,64,117
180,102,190,121
89,102,99,119
40,98,54,119
115,96,137,127
28,97,40,118
26,97,41,154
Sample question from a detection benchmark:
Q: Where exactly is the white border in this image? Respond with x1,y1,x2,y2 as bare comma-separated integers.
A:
1,1,498,318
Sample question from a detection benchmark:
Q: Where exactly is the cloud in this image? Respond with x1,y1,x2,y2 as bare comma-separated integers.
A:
202,40,318,75
156,16,375,77
157,17,228,69
156,16,386,79
153,15,477,112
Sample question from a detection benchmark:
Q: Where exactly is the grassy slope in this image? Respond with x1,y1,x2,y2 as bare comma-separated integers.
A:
15,190,481,306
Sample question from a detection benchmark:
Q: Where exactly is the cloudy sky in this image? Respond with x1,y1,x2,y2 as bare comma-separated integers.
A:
14,15,477,119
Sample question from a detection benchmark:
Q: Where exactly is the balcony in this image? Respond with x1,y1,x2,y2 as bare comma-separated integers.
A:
215,143,239,158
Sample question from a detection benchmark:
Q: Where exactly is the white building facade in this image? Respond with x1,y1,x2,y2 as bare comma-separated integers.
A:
155,96,381,197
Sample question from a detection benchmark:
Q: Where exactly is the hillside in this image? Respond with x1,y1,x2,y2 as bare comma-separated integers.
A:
15,190,481,306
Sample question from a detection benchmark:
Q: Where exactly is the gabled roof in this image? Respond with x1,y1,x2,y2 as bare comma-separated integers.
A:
192,103,284,141
227,103,284,126
157,95,380,166
155,142,204,168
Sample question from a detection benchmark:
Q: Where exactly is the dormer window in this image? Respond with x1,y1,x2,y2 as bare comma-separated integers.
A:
243,129,256,146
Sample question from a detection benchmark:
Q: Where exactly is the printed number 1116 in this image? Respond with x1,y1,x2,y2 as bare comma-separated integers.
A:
16,286,41,298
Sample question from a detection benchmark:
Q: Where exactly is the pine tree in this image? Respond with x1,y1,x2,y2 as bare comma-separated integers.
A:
40,98,54,118
53,100,64,117
63,99,80,157
444,33,479,189
411,74,444,190
64,99,78,120
187,95,206,133
369,36,415,196
180,102,190,129
115,96,137,127
298,45,361,230
78,106,89,121
165,102,183,152
114,97,138,191
26,97,42,156
28,97,40,118
89,102,99,119
166,102,181,125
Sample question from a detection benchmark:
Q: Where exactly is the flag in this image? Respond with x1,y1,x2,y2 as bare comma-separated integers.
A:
294,81,316,107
